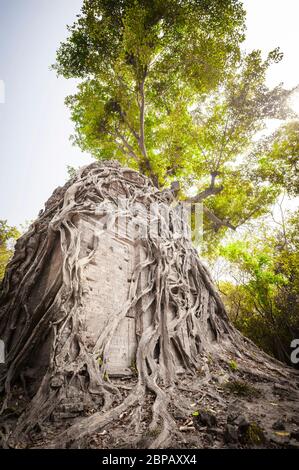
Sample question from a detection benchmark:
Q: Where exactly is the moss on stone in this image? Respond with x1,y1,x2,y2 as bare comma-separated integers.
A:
223,379,260,398
244,422,266,445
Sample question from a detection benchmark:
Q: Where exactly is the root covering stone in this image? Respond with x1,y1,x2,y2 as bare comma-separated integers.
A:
0,161,299,449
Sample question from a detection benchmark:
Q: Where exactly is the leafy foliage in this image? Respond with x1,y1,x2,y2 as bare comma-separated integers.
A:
54,0,294,246
54,0,246,183
256,121,299,197
0,221,20,281
219,212,299,364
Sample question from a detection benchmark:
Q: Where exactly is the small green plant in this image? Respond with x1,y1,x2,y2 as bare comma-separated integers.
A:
67,165,77,178
244,422,266,445
97,356,103,366
130,361,138,377
147,426,161,438
228,360,238,372
103,371,109,381
207,353,214,364
223,380,260,398
192,411,199,417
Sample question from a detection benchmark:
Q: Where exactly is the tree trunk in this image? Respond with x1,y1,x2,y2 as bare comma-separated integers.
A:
0,161,298,449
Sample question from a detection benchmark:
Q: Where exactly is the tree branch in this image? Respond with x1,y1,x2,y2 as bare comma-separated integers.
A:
186,172,224,203
136,76,159,187
203,206,236,231
119,110,141,144
215,115,230,170
112,129,140,162
139,79,147,158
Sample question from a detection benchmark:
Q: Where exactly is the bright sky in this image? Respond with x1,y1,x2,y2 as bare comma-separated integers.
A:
0,0,299,227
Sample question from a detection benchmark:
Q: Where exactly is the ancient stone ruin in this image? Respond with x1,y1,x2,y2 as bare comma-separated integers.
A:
1,161,299,449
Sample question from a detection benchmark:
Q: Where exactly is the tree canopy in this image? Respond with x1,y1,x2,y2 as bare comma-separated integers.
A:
54,0,296,244
55,0,245,182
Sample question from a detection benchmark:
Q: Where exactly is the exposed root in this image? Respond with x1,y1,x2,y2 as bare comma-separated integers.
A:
0,161,298,449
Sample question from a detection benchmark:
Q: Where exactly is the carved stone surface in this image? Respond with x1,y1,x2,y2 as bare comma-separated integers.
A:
78,214,139,376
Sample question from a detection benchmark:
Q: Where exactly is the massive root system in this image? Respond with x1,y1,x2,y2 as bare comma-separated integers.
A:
0,161,299,449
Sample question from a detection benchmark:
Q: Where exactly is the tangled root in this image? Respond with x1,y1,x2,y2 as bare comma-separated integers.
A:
0,161,298,449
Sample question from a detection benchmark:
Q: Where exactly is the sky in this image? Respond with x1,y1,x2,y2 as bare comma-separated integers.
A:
0,0,299,227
